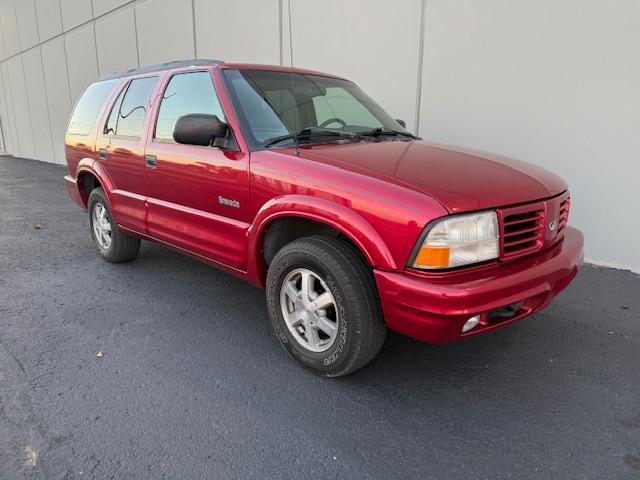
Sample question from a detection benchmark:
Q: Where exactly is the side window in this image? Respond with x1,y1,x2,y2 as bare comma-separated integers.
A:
68,79,118,135
104,76,157,138
155,71,225,141
104,85,125,136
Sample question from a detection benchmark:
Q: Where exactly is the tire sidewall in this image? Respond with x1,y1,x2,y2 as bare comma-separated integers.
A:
267,248,360,375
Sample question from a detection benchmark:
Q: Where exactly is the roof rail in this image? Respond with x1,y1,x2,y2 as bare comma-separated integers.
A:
98,59,224,81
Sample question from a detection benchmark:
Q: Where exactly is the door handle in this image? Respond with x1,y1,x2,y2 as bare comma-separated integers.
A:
145,154,157,169
98,148,107,159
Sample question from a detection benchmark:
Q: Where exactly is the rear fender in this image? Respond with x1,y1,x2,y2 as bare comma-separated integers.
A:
75,158,116,208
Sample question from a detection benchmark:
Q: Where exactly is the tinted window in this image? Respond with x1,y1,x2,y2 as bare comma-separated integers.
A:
155,71,225,141
222,69,401,150
224,72,289,143
264,90,298,131
68,79,118,135
104,76,157,138
312,87,381,128
104,86,125,136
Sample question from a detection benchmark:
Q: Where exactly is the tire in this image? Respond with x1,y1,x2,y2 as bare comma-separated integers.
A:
266,235,386,377
88,187,140,263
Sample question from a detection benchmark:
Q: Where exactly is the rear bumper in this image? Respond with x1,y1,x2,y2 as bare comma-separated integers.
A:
64,175,86,210
374,227,584,343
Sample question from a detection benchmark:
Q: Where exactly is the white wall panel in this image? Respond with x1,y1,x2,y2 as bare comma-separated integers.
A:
135,0,194,66
195,0,279,64
0,66,15,152
60,0,93,31
15,0,39,50
64,24,99,102
22,48,54,162
1,63,19,153
0,0,21,57
6,56,35,158
419,0,640,272
281,0,422,132
35,0,63,41
92,0,131,17
0,72,8,150
95,7,138,76
0,27,5,60
41,38,72,165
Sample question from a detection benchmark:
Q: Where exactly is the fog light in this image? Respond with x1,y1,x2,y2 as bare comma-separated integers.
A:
461,315,481,333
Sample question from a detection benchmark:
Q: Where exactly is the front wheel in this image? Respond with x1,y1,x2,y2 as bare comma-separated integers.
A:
266,236,386,377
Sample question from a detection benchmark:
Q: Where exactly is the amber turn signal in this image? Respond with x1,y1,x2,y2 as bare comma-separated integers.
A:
415,246,451,268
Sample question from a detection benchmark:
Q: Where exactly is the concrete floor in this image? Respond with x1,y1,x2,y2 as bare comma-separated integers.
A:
1,156,639,479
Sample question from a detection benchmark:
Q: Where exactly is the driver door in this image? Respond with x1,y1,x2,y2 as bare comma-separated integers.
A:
142,69,250,271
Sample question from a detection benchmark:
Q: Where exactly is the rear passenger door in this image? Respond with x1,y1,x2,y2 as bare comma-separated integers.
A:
143,69,250,270
95,76,158,233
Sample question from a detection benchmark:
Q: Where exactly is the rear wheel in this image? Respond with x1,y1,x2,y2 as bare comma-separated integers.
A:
266,235,386,377
88,187,140,263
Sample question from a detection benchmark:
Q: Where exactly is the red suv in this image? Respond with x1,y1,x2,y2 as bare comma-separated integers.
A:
64,59,583,376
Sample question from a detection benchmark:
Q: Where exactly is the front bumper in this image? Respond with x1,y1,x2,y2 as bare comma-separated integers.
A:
374,227,584,343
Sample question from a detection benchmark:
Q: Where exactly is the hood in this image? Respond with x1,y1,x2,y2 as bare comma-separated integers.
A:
293,140,568,213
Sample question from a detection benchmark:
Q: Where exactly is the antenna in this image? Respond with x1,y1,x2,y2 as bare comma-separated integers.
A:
287,0,299,156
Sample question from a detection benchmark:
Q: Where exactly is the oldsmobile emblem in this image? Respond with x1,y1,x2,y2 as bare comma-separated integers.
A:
548,219,558,231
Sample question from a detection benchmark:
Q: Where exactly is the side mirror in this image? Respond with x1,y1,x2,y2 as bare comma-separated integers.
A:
173,114,229,147
395,119,406,128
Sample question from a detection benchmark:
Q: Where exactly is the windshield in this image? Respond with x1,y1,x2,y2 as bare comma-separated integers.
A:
222,69,408,150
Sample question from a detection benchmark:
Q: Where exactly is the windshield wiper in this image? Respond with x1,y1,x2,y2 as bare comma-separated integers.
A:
359,128,421,140
263,128,364,148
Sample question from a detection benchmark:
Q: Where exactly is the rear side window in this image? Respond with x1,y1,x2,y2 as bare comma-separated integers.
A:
155,71,225,141
68,79,118,135
104,76,157,138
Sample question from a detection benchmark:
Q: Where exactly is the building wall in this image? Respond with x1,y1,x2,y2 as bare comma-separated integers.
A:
0,0,638,272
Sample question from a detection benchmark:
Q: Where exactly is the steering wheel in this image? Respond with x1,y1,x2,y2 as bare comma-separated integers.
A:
318,117,347,129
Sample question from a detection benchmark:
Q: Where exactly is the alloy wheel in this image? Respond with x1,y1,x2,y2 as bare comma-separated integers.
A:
92,202,112,250
279,268,339,353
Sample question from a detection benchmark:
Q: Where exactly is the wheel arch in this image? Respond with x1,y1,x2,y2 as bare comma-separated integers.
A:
75,158,114,208
247,195,396,287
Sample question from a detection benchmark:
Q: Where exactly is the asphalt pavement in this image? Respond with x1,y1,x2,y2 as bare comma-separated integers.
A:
1,155,639,479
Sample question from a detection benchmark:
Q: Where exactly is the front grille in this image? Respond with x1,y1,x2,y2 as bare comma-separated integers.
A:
497,192,569,261
500,206,545,258
558,197,570,233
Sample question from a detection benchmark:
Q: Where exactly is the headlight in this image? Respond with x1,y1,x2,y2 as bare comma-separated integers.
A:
412,211,499,269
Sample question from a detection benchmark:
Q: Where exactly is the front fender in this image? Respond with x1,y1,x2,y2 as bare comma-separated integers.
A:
246,195,396,286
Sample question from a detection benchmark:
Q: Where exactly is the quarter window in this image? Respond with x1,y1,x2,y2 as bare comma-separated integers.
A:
68,79,118,135
104,76,157,138
155,71,225,141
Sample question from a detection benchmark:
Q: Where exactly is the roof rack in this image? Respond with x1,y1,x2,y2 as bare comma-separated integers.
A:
98,59,224,81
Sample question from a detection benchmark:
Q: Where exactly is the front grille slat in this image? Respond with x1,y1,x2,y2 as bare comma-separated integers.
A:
503,236,539,248
503,225,539,236
557,197,570,232
501,216,539,227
